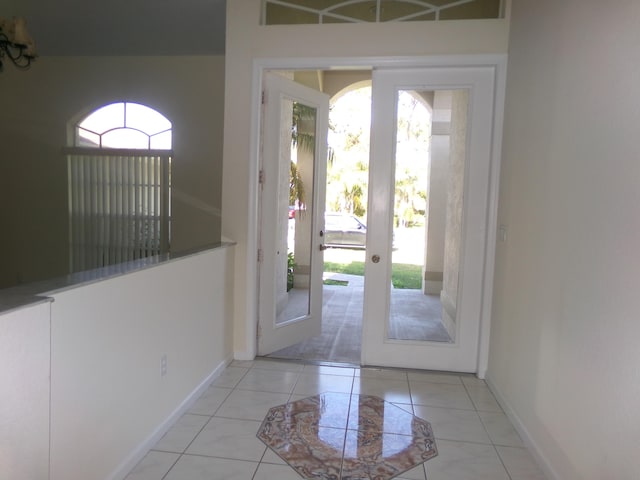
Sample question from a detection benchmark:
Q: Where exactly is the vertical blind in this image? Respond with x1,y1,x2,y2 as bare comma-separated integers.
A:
67,150,171,273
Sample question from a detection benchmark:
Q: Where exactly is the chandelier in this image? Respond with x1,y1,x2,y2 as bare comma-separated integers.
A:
0,17,36,71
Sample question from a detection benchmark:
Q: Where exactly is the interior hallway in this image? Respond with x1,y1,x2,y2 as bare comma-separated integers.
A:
125,358,546,480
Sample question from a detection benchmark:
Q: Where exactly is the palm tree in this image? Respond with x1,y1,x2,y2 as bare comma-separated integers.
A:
291,102,317,155
342,183,365,217
289,160,305,207
289,102,316,210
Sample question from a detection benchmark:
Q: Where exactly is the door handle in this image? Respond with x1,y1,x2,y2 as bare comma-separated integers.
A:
371,254,381,263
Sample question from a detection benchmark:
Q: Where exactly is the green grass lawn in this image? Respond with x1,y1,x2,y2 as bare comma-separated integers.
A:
323,279,350,286
324,260,422,289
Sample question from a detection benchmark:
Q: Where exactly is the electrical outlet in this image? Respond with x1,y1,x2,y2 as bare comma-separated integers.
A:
499,225,508,243
160,354,167,377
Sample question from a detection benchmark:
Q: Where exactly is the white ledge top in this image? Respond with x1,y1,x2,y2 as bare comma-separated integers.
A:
0,242,235,315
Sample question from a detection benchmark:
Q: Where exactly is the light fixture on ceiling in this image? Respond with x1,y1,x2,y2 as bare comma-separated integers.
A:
0,17,37,71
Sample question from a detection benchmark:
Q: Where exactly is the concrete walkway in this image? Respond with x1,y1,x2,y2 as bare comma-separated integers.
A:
268,272,451,364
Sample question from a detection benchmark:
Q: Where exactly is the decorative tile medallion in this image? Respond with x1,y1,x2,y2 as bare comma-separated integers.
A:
257,393,437,479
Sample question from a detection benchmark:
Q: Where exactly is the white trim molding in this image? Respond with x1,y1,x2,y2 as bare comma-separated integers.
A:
245,54,507,374
107,357,232,480
485,375,561,480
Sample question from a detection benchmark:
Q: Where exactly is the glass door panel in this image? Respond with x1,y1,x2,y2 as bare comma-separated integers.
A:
362,66,497,372
277,101,317,325
258,73,329,355
388,89,468,344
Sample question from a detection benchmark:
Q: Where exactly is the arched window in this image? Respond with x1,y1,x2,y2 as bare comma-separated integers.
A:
75,102,172,149
262,0,502,25
67,102,173,273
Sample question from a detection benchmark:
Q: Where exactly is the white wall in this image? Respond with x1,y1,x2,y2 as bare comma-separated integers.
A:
0,302,51,480
0,55,225,289
224,0,510,358
0,245,234,480
488,1,640,479
48,246,234,480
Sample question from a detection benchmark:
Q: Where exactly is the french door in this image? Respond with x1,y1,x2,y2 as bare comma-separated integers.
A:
362,66,497,372
257,73,330,355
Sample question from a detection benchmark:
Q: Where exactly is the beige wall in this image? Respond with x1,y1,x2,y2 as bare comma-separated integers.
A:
0,55,225,289
424,91,450,294
488,1,640,479
441,89,468,333
321,71,371,99
224,0,510,358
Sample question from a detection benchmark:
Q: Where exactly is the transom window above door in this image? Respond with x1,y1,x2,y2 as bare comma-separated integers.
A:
262,0,503,25
75,101,172,149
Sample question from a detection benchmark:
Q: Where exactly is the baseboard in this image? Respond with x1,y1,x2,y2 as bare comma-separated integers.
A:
234,350,256,361
107,355,233,480
422,279,442,295
439,290,456,340
484,375,560,480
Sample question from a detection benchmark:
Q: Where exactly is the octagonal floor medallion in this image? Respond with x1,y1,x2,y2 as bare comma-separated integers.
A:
257,392,437,479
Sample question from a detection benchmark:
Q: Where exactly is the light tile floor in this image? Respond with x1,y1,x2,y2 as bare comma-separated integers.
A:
125,359,547,480
257,392,437,478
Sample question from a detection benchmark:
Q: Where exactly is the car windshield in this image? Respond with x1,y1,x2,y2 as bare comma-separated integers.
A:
326,214,365,229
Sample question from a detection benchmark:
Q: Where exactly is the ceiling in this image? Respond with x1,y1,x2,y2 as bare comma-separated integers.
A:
3,0,227,56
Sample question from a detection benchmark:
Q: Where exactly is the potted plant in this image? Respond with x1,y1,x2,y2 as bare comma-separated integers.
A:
287,252,296,291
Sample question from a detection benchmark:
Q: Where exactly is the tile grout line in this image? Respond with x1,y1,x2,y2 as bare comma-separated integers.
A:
404,370,416,414
492,445,515,480
158,453,182,480
339,376,357,480
164,360,521,480
461,379,515,480
415,373,464,480
249,454,262,480
157,365,252,480
461,377,496,444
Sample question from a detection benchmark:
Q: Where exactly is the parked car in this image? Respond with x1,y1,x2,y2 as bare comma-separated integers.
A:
324,212,367,248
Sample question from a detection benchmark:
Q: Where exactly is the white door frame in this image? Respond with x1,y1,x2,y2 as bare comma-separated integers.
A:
257,73,329,355
247,55,506,377
364,67,497,372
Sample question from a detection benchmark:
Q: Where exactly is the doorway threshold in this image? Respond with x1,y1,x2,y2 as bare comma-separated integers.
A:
260,355,360,369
